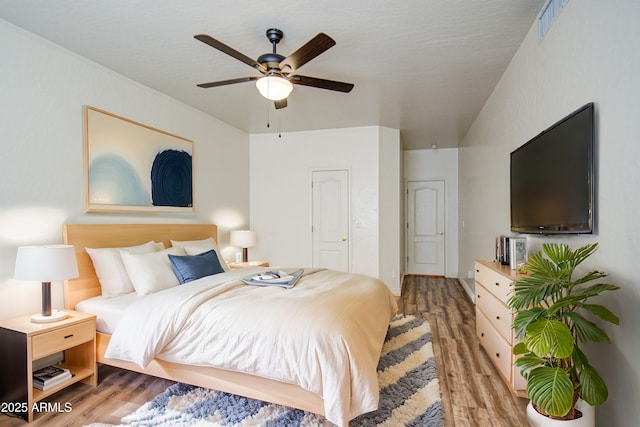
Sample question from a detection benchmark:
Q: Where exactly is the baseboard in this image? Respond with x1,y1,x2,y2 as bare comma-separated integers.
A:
458,277,476,303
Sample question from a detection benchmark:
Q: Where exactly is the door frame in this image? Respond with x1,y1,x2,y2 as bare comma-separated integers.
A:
404,178,447,276
309,168,352,272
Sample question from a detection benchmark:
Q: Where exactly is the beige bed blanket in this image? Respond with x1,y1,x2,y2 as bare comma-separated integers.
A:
104,267,397,426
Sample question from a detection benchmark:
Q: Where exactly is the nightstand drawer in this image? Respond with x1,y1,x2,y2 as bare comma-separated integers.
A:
32,322,94,360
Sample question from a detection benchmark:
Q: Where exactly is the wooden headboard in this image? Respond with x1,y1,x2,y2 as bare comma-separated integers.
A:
62,223,218,310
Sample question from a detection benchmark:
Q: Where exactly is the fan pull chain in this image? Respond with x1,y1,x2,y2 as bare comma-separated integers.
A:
266,102,270,128
265,101,282,138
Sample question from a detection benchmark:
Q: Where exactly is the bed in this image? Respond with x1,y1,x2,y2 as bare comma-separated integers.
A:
62,223,397,426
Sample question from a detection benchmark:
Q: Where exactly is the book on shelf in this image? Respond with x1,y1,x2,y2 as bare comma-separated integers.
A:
33,365,72,390
241,269,304,289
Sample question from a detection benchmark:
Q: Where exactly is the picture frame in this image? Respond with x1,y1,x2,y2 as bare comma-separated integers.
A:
84,106,194,213
509,237,527,270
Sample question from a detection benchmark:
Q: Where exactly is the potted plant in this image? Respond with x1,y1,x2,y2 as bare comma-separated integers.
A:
508,242,619,426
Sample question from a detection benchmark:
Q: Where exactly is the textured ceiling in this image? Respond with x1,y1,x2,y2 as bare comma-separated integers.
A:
0,0,544,150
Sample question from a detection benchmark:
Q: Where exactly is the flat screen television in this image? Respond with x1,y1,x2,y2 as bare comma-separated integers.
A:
510,102,595,234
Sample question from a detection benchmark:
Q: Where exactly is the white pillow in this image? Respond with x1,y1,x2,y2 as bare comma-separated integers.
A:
121,247,184,295
86,241,159,298
171,237,229,271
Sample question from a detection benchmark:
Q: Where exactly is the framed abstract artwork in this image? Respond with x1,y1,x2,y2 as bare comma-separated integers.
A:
84,106,194,213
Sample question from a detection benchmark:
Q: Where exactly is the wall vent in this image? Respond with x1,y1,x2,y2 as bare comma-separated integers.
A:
538,0,569,40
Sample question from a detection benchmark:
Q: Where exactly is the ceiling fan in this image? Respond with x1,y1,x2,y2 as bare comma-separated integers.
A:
194,28,354,109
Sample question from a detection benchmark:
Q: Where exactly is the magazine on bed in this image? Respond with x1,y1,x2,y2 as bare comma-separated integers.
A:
241,269,304,289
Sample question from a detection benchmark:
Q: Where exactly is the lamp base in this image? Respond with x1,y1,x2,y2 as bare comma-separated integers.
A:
31,310,67,323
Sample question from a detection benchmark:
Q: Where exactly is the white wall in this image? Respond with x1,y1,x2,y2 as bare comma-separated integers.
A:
378,127,401,290
458,1,640,424
0,20,250,320
249,126,401,293
403,148,459,279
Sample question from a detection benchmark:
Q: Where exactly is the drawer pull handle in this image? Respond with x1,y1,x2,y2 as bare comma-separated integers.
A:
476,269,479,273
495,282,500,286
477,295,481,299
64,334,74,339
496,316,500,320
481,333,484,337
496,353,500,358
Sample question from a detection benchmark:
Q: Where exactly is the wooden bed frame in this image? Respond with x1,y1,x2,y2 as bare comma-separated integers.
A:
62,223,325,416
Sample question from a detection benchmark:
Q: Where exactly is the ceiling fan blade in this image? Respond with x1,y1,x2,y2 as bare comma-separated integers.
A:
194,34,266,73
279,33,336,73
197,76,259,88
274,98,288,109
290,75,354,93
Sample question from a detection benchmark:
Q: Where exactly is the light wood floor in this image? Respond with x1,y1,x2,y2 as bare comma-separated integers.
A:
1,275,528,427
398,275,529,427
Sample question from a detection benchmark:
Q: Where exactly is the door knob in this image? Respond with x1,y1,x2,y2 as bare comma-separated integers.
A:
438,231,444,235
339,236,348,242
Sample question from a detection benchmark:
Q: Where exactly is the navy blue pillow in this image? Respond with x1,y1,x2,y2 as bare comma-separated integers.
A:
168,249,224,284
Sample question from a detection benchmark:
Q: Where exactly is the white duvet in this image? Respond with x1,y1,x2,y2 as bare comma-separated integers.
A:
105,267,397,426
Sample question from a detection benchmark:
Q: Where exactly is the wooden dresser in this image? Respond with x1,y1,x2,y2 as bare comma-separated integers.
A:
475,260,526,397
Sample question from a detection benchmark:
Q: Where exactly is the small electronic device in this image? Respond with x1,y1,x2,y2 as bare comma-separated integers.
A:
496,235,510,265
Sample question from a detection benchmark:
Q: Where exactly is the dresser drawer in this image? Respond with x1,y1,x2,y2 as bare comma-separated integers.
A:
476,283,514,344
513,363,527,392
477,310,512,383
32,321,94,360
475,262,514,304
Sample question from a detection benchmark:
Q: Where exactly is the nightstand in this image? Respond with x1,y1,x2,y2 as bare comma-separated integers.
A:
228,260,269,269
0,310,97,422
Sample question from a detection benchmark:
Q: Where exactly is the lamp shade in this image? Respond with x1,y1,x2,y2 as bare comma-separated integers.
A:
255,76,293,101
230,230,257,248
14,245,79,282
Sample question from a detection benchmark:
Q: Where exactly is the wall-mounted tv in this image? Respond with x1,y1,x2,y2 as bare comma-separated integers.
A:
510,102,595,234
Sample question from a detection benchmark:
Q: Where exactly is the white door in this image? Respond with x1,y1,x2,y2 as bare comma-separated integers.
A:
312,170,349,272
406,180,446,275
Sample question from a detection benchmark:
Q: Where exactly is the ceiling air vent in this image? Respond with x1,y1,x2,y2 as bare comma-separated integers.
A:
538,0,569,40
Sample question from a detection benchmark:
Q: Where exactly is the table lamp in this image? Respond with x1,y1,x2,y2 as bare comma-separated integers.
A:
230,230,257,263
14,245,79,323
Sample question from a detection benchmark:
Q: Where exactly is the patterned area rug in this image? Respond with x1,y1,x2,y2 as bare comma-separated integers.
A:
87,315,443,427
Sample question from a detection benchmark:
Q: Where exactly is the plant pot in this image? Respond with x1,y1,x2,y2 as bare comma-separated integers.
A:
526,399,595,427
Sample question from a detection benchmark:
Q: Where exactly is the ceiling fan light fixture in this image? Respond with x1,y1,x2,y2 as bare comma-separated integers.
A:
256,76,293,101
